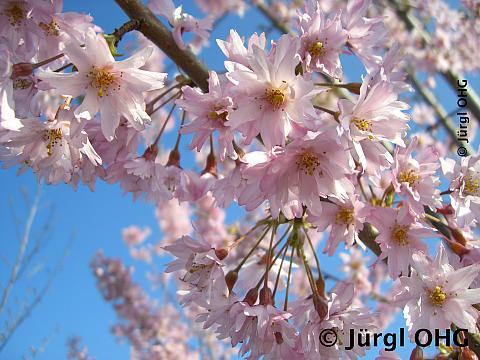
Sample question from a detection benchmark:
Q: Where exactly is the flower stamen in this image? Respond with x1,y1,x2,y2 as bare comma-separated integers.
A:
265,87,286,111
43,128,62,156
308,41,324,58
296,151,320,176
397,168,419,188
3,3,25,27
392,225,409,245
335,208,353,225
429,286,446,306
463,174,480,196
88,66,121,98
39,20,61,37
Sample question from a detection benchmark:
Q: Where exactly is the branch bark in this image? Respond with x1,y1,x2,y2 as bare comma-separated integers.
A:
113,0,210,92
388,0,480,124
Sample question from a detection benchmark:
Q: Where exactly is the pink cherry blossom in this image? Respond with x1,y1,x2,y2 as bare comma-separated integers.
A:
441,150,480,227
369,205,435,278
293,282,377,359
122,225,151,247
1,107,101,187
297,3,348,78
217,29,266,68
148,0,213,51
338,74,410,174
240,131,354,219
177,71,236,161
308,193,370,256
225,34,317,149
37,28,167,141
391,136,442,216
342,0,387,70
393,243,480,341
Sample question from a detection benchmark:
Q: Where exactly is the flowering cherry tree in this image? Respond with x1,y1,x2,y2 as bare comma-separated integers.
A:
1,0,480,359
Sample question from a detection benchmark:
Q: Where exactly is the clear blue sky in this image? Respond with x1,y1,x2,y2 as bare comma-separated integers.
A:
0,1,479,359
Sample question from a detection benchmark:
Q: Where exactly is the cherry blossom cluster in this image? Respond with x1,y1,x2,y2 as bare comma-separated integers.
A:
0,0,479,359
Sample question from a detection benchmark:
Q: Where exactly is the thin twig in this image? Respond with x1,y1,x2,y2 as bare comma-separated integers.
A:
0,187,41,318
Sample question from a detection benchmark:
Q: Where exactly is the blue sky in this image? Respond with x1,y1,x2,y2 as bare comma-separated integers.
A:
0,0,479,359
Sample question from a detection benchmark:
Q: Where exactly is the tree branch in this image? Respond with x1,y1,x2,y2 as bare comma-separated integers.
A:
113,0,210,92
388,0,480,124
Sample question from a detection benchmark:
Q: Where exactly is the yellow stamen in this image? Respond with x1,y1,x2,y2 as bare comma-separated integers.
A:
39,21,61,37
429,286,447,306
397,168,419,188
352,117,372,132
335,208,353,225
463,174,480,196
392,225,409,245
308,41,324,58
296,151,320,176
208,109,228,122
43,128,62,156
4,3,25,27
264,87,286,111
13,78,33,90
88,66,121,98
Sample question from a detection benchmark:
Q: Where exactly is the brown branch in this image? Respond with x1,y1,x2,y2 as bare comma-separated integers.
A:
388,0,480,124
113,0,210,92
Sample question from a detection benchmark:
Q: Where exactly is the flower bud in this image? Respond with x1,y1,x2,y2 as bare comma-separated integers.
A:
214,247,228,260
145,101,154,116
259,286,273,305
201,152,217,177
225,270,238,292
344,82,361,95
313,293,328,320
316,277,325,298
12,62,35,78
451,228,467,246
142,145,158,162
449,241,468,257
409,346,423,360
243,287,258,306
459,347,479,360
166,148,181,167
437,204,455,216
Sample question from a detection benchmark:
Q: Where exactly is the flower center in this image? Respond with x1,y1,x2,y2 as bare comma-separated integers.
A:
43,128,62,156
39,20,60,37
296,151,320,176
308,41,324,58
352,117,372,132
397,168,419,188
429,286,447,306
264,87,286,111
335,208,353,225
13,78,33,90
463,173,480,196
208,107,228,122
4,3,25,27
392,225,409,245
88,66,121,98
